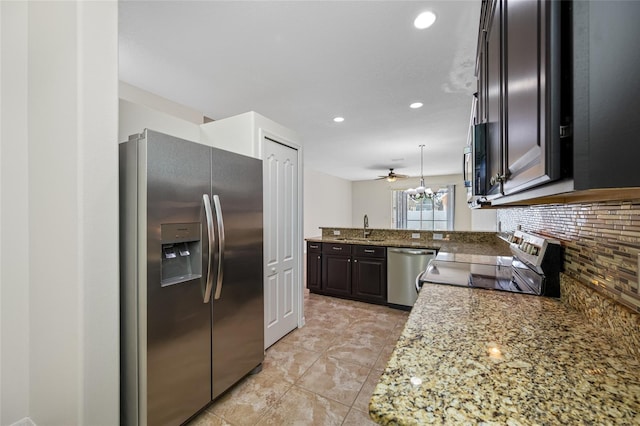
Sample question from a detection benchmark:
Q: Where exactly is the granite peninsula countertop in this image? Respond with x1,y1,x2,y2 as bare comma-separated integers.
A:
369,283,640,425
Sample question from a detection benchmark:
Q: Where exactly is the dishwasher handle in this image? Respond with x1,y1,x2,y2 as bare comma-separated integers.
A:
388,247,436,256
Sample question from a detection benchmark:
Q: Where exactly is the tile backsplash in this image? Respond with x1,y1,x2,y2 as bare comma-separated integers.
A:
497,199,640,313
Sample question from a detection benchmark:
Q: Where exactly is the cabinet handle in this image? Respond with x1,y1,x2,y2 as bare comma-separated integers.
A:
354,259,357,263
317,255,321,259
348,259,351,262
310,244,318,249
332,247,342,251
364,249,375,253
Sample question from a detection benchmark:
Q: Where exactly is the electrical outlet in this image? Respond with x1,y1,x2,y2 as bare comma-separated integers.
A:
433,233,443,240
411,233,421,239
333,230,341,236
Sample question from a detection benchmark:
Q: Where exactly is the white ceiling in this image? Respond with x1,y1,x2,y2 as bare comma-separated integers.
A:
119,1,480,181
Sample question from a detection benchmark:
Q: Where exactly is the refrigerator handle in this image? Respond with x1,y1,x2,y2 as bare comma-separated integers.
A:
202,194,215,303
212,194,225,300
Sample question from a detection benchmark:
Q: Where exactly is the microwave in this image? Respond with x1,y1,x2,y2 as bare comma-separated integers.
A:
464,122,490,206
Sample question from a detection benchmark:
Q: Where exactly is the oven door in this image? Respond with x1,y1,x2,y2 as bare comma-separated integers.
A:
511,259,544,295
417,260,472,292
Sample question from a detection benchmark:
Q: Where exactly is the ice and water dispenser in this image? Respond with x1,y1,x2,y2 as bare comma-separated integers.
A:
160,222,202,286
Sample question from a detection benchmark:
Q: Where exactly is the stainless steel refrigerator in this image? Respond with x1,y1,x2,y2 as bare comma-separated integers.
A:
120,129,264,426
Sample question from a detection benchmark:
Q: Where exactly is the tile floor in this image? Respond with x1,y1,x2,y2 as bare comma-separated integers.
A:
187,291,409,426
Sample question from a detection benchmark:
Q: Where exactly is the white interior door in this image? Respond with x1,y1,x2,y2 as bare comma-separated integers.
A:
263,137,299,348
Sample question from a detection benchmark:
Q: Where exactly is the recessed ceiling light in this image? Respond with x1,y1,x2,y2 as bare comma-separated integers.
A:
333,117,344,123
410,102,424,109
414,11,436,29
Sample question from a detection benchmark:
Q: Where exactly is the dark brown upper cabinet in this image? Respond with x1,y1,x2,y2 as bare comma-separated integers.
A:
572,1,640,190
502,0,564,195
472,0,640,206
475,0,567,198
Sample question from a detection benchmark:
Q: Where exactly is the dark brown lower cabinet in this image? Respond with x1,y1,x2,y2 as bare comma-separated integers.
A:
308,242,387,305
352,256,386,304
306,243,322,293
323,253,352,297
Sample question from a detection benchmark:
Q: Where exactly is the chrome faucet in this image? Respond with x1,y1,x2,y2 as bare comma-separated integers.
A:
363,214,370,238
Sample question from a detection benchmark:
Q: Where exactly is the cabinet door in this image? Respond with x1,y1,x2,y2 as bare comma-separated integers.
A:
306,253,322,293
502,0,562,194
322,255,351,297
351,257,387,304
485,0,504,195
573,1,640,189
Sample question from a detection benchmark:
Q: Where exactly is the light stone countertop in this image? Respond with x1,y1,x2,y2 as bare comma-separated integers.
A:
369,283,640,425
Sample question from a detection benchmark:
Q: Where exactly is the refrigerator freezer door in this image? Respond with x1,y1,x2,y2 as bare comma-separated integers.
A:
210,147,264,399
144,130,212,425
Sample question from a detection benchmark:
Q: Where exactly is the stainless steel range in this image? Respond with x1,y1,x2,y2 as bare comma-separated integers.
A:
418,231,563,297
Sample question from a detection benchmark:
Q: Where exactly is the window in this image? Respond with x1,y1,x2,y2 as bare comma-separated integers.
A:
392,185,455,230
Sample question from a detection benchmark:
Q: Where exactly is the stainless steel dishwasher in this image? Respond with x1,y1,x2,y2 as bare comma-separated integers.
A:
387,247,436,307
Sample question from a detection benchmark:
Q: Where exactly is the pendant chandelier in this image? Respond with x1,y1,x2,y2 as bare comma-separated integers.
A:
405,144,434,201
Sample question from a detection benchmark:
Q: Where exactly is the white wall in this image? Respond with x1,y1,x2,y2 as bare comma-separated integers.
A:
199,111,301,160
119,99,202,143
471,209,497,231
200,112,255,156
120,81,204,124
303,168,353,239
351,174,472,230
1,2,30,424
0,2,119,425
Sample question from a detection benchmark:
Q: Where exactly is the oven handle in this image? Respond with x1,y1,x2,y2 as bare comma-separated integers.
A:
415,270,426,293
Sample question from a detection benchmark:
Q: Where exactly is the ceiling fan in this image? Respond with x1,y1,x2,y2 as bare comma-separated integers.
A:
376,168,409,182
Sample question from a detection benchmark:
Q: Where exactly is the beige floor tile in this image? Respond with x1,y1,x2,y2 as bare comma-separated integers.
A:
187,410,232,426
302,314,352,330
325,336,384,368
255,386,349,426
263,340,321,383
280,323,338,352
208,368,292,426
341,318,398,342
385,322,407,344
297,355,370,406
342,408,379,426
352,369,385,413
374,343,397,370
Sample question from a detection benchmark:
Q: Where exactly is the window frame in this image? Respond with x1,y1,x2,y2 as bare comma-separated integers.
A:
392,184,455,230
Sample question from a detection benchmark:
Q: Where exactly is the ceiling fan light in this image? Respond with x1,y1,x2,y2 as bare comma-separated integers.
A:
387,176,397,183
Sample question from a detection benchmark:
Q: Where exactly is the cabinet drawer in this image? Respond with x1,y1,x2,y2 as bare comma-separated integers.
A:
307,242,322,253
353,245,386,258
322,243,352,255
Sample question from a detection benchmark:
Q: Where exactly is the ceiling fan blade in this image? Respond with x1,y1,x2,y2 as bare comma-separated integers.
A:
374,167,410,180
